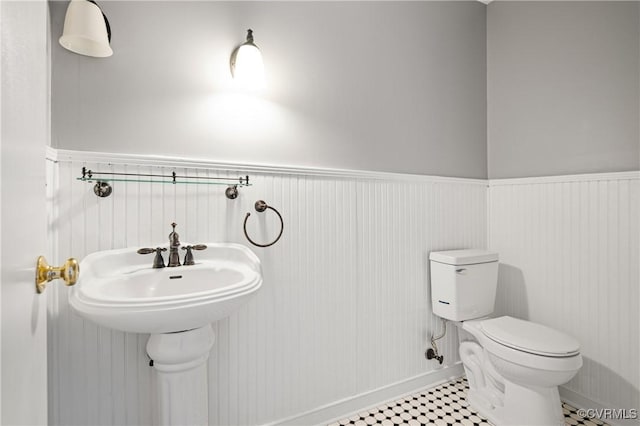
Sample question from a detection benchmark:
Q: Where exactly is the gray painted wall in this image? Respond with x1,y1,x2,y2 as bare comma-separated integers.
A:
487,1,640,179
50,1,488,179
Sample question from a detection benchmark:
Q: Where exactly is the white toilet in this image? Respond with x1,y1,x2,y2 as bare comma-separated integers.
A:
429,249,582,426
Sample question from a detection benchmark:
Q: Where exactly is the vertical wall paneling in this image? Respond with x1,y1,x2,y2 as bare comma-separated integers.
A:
47,153,486,425
49,153,637,423
489,173,640,412
48,152,637,422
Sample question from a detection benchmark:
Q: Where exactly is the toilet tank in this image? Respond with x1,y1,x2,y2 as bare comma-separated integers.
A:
429,249,499,321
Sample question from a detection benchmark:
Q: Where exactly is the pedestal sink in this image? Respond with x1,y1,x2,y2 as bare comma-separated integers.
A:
70,243,262,425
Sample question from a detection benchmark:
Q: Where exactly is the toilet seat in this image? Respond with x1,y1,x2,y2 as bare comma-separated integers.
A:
481,316,580,357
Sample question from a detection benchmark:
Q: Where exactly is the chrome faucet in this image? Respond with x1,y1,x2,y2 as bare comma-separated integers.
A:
168,222,181,267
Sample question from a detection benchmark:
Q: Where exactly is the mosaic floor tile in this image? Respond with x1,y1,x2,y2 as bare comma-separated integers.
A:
329,377,608,426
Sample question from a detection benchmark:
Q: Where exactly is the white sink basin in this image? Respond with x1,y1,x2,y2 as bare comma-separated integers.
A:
70,243,262,333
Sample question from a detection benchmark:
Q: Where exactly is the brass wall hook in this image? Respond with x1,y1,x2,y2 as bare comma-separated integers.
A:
36,256,79,294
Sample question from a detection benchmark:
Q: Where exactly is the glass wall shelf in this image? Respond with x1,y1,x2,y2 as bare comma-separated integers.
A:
77,167,251,198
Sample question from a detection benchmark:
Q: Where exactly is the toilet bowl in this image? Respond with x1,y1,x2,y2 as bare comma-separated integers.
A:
429,250,583,426
462,317,582,425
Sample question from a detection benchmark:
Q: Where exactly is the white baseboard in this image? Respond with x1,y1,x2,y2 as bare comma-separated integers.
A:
560,386,640,426
268,363,464,426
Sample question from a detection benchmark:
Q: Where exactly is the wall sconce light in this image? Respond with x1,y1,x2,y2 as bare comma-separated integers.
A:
59,0,113,58
230,29,265,90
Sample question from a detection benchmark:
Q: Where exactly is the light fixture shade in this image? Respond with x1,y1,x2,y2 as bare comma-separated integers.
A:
230,29,265,90
59,0,113,58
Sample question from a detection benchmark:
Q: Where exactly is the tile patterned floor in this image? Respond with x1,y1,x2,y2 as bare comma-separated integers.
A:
330,377,608,426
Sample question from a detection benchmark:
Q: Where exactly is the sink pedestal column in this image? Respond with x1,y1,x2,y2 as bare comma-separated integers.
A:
147,325,215,426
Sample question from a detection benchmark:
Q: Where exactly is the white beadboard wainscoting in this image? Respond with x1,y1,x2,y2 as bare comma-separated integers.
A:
489,172,640,417
46,149,486,426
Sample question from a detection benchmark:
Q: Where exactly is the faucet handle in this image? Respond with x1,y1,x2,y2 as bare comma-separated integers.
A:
181,245,207,266
180,244,207,251
137,247,157,255
137,247,167,269
137,247,167,254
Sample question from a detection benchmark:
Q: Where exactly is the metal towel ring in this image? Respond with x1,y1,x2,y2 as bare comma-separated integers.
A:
243,200,284,248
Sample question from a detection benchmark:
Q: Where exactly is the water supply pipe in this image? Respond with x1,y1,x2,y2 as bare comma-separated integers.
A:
425,317,447,364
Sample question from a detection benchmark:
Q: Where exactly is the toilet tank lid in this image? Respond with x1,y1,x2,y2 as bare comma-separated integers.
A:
481,316,581,357
429,249,498,265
